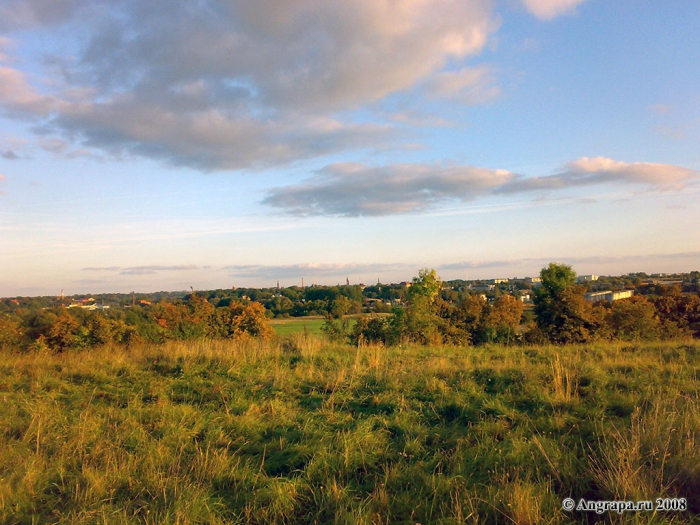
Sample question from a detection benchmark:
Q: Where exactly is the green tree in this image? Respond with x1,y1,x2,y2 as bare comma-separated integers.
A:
606,296,661,341
404,269,443,344
85,313,116,346
350,316,389,345
330,296,353,318
47,314,80,352
534,263,598,344
540,262,577,296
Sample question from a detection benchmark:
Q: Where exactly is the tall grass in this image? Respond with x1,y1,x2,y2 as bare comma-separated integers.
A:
1,337,699,524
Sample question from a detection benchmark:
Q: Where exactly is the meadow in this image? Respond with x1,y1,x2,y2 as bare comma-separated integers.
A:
1,337,699,524
268,315,369,336
268,317,330,336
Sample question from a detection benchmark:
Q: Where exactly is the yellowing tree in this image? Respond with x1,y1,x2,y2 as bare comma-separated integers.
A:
482,295,525,344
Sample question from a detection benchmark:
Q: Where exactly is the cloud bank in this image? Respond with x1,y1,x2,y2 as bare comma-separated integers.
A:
0,0,499,170
263,157,698,217
84,265,204,276
225,262,411,282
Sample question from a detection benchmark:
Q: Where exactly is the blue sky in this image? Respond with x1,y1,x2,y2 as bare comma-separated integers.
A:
1,0,699,295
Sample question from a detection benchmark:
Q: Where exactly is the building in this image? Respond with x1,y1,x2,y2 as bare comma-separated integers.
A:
577,275,599,283
470,284,495,292
585,290,633,303
525,277,542,287
488,278,509,284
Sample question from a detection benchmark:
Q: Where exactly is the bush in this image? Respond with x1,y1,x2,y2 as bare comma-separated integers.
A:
350,316,389,345
606,296,661,341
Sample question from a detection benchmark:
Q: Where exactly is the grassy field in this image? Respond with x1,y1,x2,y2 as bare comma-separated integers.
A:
268,316,329,336
1,337,699,524
268,316,367,336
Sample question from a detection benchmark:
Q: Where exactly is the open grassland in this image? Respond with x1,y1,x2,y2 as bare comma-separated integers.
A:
1,338,699,524
268,317,329,336
269,316,368,336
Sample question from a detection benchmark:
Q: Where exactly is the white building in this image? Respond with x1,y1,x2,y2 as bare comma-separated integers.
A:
525,277,542,287
577,275,599,283
585,290,633,303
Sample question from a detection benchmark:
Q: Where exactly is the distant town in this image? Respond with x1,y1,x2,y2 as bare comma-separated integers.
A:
2,271,698,318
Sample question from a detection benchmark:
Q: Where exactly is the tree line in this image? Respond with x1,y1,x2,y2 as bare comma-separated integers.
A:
1,263,699,352
0,296,272,352
347,264,700,346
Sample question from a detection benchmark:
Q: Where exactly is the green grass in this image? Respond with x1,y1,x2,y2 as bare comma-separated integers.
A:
1,337,700,524
268,316,328,336
269,316,364,336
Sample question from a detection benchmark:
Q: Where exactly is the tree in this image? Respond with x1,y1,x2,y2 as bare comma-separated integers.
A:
606,296,661,341
85,313,116,346
330,296,352,318
653,290,700,338
540,262,577,296
0,314,24,350
47,314,80,352
350,316,389,345
404,269,443,344
481,295,524,344
214,301,273,339
534,263,598,344
408,268,442,303
451,294,487,343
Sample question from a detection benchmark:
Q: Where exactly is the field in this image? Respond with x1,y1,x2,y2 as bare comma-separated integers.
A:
1,337,699,524
269,316,367,336
268,317,329,336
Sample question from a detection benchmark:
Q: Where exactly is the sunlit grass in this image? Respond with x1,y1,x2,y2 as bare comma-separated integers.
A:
1,338,699,523
268,316,329,336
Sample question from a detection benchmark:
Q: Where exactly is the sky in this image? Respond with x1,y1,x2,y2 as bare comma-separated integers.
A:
1,0,699,296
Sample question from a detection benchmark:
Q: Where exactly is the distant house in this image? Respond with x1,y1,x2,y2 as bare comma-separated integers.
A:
585,290,633,303
470,284,495,292
519,293,531,303
648,279,684,286
67,303,110,311
525,277,542,287
577,275,599,283
488,278,509,284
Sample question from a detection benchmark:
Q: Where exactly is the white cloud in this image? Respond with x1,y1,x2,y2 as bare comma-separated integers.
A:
426,65,501,104
84,265,205,276
0,65,56,115
500,157,696,193
264,157,699,217
566,157,694,186
522,0,587,19
263,162,516,216
224,262,412,282
0,0,500,170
